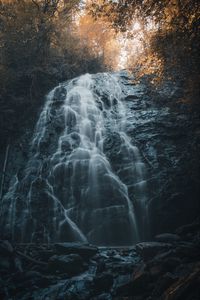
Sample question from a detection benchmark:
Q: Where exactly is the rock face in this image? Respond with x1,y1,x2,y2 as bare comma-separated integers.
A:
0,73,148,245
0,70,199,244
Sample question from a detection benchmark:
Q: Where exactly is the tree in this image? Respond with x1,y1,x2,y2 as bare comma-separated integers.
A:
0,0,106,145
88,0,200,102
77,12,120,70
0,0,79,94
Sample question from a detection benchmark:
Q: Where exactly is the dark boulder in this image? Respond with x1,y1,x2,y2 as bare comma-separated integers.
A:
163,263,200,300
54,243,98,260
91,293,112,300
152,272,178,297
48,254,86,275
93,273,114,293
52,86,67,104
0,240,14,256
155,233,181,243
115,263,151,296
136,242,172,260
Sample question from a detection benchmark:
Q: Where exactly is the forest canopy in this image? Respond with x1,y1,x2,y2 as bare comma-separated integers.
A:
0,0,200,144
0,0,107,142
88,0,200,81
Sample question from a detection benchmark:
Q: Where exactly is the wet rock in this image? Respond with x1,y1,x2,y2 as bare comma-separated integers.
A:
152,272,178,297
148,262,163,277
162,257,182,273
2,71,200,246
106,260,136,274
93,273,114,293
0,240,15,272
0,280,7,299
14,271,55,290
176,221,200,237
136,242,172,260
155,233,181,243
91,293,112,300
163,263,200,300
38,249,55,261
125,95,139,100
96,259,106,273
113,274,133,294
115,263,151,296
54,243,98,260
52,86,66,103
132,263,152,288
0,70,200,299
0,240,14,255
148,249,176,263
48,254,86,275
24,270,44,280
69,279,93,300
147,254,181,276
0,255,10,271
0,239,199,300
114,282,133,299
35,277,93,300
103,132,122,155
174,243,200,260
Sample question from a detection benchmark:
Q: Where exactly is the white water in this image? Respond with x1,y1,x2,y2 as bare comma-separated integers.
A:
1,73,148,245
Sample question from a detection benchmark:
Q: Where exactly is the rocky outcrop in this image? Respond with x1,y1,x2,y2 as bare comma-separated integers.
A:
119,73,200,235
0,70,199,243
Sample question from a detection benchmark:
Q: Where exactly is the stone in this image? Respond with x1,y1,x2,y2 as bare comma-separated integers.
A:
0,240,15,272
48,254,85,275
132,263,151,287
114,274,132,289
0,240,14,256
106,261,136,274
91,293,112,300
147,251,182,275
163,264,200,300
38,249,55,261
93,273,114,293
162,257,182,272
174,244,200,260
135,242,172,260
152,272,177,297
115,263,151,296
176,221,200,237
0,256,10,271
125,95,139,100
53,86,66,103
54,243,98,260
16,271,54,289
155,233,181,243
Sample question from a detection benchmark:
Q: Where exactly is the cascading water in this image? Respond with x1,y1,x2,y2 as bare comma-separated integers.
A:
0,72,148,245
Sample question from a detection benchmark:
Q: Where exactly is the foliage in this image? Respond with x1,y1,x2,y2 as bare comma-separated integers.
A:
0,0,105,96
0,0,106,143
77,13,120,70
88,0,200,100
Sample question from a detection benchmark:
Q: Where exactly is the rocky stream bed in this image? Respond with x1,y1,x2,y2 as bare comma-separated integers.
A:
1,220,200,300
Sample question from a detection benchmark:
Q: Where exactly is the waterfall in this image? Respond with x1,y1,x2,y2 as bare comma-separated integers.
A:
0,72,148,245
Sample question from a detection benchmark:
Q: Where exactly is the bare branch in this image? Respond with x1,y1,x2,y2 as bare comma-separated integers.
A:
31,0,40,12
